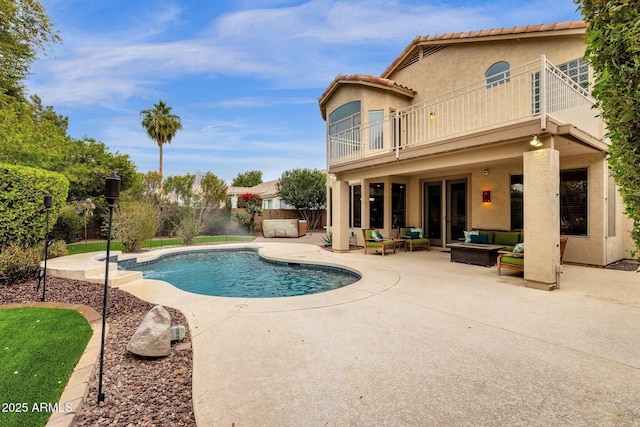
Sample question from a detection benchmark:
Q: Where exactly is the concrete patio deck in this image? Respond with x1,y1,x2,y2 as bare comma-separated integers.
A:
48,240,640,426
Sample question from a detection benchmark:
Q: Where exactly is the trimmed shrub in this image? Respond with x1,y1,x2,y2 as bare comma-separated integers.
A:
0,163,68,248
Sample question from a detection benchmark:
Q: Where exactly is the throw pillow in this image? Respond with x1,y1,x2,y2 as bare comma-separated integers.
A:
371,230,382,241
464,230,479,243
407,231,420,239
411,227,424,238
470,234,488,244
513,242,524,256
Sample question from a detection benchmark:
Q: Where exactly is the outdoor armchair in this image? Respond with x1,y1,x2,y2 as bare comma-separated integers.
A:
398,227,430,252
362,229,396,256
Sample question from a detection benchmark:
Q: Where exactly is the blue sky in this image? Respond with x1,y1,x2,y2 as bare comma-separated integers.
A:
27,0,582,183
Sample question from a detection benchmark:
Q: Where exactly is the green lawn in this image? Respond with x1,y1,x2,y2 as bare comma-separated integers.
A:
0,307,92,427
66,235,256,255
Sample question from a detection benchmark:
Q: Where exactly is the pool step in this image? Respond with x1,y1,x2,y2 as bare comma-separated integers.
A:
85,269,143,286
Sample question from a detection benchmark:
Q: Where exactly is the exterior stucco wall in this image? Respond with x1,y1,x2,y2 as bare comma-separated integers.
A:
559,153,606,265
390,34,588,104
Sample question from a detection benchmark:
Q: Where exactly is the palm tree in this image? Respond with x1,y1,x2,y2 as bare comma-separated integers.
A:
140,100,183,188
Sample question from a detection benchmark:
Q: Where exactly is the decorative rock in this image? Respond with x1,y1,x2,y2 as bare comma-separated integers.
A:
126,305,171,357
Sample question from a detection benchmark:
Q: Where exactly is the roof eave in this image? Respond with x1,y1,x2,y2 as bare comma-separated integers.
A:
318,76,415,120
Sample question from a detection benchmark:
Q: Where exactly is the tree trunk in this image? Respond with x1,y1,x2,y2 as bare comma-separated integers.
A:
158,142,163,189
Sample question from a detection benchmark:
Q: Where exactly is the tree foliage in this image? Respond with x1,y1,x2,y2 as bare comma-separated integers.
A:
162,172,228,237
231,170,263,187
578,0,640,257
0,97,138,202
140,100,182,184
236,193,262,232
0,0,60,100
276,168,326,230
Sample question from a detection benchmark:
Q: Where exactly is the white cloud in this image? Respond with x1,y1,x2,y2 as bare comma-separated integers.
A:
31,0,581,107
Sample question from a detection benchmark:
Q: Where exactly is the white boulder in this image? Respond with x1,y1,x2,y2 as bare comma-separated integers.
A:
126,305,171,357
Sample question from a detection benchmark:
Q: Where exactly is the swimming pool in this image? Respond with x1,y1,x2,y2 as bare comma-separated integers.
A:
123,249,360,298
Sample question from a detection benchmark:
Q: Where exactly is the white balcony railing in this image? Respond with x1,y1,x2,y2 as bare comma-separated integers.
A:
327,55,604,167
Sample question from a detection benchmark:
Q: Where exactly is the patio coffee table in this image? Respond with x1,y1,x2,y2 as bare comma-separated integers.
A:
445,243,506,267
392,238,407,251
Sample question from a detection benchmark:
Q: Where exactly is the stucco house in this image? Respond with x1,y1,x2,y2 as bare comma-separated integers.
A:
320,21,636,290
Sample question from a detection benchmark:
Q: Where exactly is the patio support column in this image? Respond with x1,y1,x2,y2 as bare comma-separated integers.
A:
331,179,350,253
361,179,371,230
523,148,561,290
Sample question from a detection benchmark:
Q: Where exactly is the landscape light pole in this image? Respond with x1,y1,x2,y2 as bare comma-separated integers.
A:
41,193,52,301
97,172,121,404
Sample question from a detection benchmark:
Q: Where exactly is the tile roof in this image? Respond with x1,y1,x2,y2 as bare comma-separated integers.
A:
318,74,416,119
382,21,587,78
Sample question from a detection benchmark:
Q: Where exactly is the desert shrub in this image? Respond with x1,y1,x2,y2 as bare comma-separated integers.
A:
0,246,41,283
0,240,68,283
111,201,159,252
176,217,201,246
47,240,68,259
51,205,83,243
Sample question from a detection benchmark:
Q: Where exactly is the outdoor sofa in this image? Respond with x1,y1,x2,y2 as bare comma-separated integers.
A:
398,227,430,252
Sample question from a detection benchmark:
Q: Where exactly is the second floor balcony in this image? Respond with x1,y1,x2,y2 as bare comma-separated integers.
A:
327,55,606,169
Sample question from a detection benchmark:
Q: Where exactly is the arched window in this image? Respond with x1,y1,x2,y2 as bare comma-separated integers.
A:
486,61,510,88
328,101,361,135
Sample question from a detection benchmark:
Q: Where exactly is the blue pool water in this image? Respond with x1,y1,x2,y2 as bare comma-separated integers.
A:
124,250,360,298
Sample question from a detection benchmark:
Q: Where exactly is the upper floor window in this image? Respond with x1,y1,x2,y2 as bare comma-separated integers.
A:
329,101,361,135
558,58,589,88
486,61,511,88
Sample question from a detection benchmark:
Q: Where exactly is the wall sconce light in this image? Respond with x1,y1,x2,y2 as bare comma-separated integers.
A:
482,191,491,203
530,135,543,147
429,112,436,120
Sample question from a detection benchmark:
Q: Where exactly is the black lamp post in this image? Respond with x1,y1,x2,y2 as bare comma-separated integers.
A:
97,172,120,404
41,193,53,301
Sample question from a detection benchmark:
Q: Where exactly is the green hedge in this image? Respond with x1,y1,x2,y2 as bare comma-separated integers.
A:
0,163,68,248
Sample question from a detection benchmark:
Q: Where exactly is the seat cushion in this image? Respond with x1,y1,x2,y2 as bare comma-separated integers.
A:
500,255,524,266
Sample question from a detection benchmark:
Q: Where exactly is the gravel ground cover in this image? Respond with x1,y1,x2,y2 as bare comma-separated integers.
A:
0,277,196,426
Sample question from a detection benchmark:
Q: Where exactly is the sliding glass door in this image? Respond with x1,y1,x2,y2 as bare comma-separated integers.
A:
423,178,468,246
